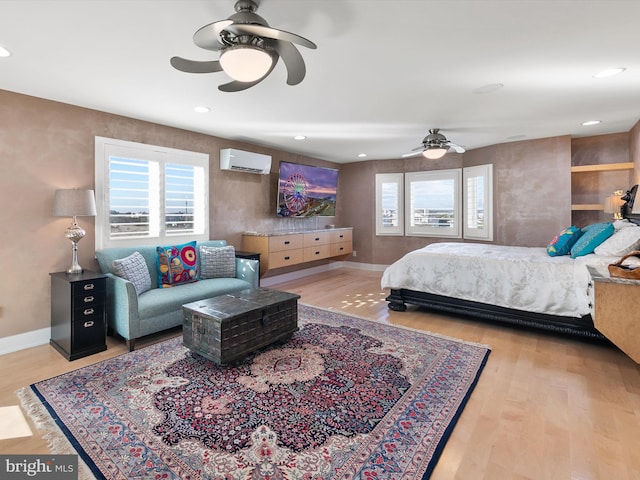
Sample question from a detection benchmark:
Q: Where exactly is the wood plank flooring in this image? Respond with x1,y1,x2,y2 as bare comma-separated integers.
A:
1,267,639,479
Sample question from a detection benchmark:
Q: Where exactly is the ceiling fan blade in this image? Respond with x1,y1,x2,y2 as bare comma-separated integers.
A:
217,58,278,92
170,56,223,73
402,151,423,158
273,40,305,85
224,24,317,49
448,143,466,153
193,20,233,51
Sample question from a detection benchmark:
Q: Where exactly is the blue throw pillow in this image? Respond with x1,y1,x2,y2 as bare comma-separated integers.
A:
547,226,582,256
156,241,198,288
570,223,615,258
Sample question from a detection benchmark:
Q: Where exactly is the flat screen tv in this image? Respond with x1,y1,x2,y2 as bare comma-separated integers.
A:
276,161,338,217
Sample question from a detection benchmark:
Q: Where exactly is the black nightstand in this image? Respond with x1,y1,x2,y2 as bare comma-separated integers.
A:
50,271,107,361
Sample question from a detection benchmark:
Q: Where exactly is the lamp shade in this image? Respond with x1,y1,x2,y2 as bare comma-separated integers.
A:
53,189,97,217
219,45,274,82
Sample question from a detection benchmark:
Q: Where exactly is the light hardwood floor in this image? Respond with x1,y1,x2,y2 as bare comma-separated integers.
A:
2,267,639,479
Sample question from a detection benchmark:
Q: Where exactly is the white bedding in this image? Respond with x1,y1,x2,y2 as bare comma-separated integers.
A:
381,243,618,318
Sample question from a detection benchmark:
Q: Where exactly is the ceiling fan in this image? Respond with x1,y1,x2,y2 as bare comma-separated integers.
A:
404,129,466,159
170,0,317,92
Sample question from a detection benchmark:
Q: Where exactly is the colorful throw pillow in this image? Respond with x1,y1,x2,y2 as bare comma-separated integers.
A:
112,251,152,295
594,225,640,256
156,241,198,288
547,226,582,256
570,223,615,258
199,245,236,279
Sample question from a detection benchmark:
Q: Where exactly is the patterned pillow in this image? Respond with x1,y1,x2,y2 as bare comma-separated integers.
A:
570,223,615,258
593,225,640,256
199,245,236,279
156,241,198,288
546,226,582,256
112,252,152,295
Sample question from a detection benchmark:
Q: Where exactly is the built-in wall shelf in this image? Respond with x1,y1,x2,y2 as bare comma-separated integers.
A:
571,204,604,211
571,162,634,173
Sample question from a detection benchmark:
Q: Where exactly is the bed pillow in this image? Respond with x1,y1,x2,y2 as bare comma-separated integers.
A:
594,225,640,256
199,245,236,279
570,222,615,258
156,241,198,288
547,226,582,256
112,251,152,295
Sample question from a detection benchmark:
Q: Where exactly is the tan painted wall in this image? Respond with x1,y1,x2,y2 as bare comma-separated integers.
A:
0,90,341,339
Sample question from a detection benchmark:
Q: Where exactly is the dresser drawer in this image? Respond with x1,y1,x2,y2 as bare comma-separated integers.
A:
72,316,106,351
304,244,331,262
268,249,304,269
269,234,303,252
71,278,105,296
331,241,352,256
303,231,330,247
330,229,352,243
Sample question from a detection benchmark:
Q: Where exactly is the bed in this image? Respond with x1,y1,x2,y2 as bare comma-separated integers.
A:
382,185,640,339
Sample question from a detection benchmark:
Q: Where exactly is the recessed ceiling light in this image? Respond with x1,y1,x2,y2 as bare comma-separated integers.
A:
294,135,306,140
581,120,601,126
593,67,626,78
357,153,367,158
472,83,504,94
194,106,210,113
0,46,10,57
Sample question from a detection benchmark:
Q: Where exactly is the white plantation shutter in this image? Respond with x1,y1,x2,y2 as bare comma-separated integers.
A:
95,137,209,249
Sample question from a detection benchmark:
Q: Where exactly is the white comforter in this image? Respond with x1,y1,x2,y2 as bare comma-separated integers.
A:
381,243,617,317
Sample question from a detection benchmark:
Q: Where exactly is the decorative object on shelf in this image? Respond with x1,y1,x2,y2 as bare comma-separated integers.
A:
604,190,625,220
53,189,97,274
608,250,640,279
170,0,316,92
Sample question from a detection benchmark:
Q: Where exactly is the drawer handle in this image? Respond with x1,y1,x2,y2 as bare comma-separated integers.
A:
284,256,290,260
284,241,290,245
315,251,320,255
83,296,94,303
83,283,95,291
315,237,320,241
83,321,94,328
339,247,344,251
339,234,344,238
83,308,94,316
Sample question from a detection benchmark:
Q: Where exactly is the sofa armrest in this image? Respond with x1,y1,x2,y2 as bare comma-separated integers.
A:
104,273,140,340
235,258,259,288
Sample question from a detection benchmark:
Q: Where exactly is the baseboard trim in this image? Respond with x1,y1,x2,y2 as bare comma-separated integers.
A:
0,327,50,356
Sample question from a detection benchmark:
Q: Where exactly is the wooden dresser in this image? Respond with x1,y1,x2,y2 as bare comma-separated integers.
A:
242,228,353,277
588,266,640,363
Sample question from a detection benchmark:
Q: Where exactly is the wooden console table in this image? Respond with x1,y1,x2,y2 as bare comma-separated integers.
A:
588,266,640,363
242,227,352,277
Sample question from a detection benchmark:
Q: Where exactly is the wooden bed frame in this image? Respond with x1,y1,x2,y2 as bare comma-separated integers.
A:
386,184,640,340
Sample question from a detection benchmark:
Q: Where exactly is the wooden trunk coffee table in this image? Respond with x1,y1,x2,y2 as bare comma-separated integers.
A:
182,287,300,365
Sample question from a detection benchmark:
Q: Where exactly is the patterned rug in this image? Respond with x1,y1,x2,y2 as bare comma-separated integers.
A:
20,305,490,479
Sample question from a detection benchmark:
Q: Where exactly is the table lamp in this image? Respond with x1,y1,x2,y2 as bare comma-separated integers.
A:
53,189,97,274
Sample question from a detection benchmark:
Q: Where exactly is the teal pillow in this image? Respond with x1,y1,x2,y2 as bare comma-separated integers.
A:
547,226,582,256
570,223,615,258
156,241,198,288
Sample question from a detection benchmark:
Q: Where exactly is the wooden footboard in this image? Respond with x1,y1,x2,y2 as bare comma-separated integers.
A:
386,289,605,340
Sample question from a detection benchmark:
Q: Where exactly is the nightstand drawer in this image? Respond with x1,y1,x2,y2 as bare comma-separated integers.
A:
73,316,106,351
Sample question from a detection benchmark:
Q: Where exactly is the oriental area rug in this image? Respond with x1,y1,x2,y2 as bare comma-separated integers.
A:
19,305,490,480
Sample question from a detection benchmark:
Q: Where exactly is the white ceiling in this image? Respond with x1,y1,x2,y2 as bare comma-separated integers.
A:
1,0,640,163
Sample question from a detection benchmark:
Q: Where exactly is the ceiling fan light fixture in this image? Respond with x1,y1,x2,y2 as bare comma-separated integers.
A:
422,147,448,159
219,44,273,82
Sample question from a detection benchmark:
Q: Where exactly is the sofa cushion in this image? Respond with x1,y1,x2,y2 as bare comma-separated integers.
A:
137,278,252,320
200,245,236,279
156,241,198,288
112,252,152,295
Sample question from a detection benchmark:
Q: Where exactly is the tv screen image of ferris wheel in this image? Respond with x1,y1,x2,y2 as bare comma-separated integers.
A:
276,161,338,218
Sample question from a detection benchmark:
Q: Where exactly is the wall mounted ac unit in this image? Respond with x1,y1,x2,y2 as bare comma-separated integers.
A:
220,148,272,175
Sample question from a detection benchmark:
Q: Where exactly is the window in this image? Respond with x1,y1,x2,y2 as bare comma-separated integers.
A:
463,164,493,241
405,169,462,238
95,137,209,250
375,173,404,235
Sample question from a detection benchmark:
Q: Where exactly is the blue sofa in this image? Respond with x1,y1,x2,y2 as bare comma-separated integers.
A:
95,240,259,351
